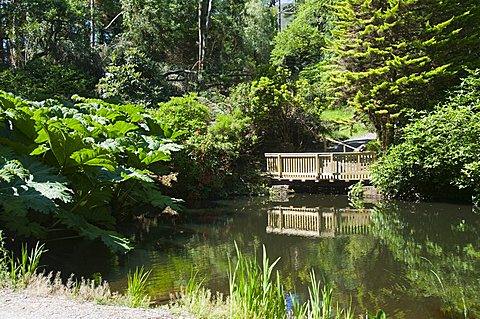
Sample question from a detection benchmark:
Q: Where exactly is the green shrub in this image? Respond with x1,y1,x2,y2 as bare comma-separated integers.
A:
156,94,252,202
169,107,262,202
171,130,237,203
155,93,211,135
97,48,168,106
230,68,322,152
371,70,480,202
0,58,98,101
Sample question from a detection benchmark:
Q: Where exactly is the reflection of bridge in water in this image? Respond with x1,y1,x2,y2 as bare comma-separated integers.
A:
266,206,372,237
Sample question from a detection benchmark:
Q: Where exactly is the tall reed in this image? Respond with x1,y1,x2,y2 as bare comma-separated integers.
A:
18,242,45,286
176,242,365,319
0,236,46,288
228,242,285,318
0,231,9,284
291,270,355,319
126,266,152,307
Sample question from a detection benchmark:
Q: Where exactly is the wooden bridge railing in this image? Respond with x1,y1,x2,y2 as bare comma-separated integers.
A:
266,206,372,237
265,152,376,182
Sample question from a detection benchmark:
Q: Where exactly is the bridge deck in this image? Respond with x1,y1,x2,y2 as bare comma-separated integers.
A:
265,151,375,182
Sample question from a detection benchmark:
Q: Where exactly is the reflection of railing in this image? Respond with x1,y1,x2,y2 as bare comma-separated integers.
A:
265,152,376,182
266,206,372,237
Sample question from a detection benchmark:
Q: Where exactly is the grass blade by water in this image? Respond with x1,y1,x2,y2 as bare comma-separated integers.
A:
126,266,152,307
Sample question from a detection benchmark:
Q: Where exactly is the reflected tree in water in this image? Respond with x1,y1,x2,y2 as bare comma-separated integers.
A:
370,202,480,317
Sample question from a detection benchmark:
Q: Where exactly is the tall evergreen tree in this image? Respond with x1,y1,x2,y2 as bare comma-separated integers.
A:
327,0,480,148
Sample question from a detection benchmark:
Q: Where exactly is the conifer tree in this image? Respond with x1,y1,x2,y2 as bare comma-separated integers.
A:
327,0,480,148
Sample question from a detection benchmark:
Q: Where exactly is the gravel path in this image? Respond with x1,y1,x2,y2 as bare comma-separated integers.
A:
0,290,194,319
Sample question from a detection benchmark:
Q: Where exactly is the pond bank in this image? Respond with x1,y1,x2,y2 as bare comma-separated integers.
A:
0,289,193,319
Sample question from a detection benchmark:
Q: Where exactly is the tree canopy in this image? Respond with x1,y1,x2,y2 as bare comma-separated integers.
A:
326,0,480,148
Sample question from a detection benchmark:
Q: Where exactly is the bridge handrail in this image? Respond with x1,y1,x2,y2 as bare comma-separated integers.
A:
264,151,376,181
264,151,373,157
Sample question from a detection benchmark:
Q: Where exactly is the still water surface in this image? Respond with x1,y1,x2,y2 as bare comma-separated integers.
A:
56,194,480,318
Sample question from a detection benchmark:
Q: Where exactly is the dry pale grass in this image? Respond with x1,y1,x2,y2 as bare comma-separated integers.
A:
0,233,151,309
8,271,136,307
169,287,230,319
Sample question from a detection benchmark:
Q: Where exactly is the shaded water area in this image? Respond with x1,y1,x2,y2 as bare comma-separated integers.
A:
48,194,480,318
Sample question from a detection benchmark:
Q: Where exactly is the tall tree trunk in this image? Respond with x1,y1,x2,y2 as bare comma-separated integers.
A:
278,0,282,32
203,0,212,69
0,0,4,66
197,0,212,72
197,0,203,71
205,0,212,38
9,0,16,67
90,0,95,49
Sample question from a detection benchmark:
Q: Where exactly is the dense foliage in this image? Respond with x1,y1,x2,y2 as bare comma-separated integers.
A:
1,0,480,248
0,0,277,100
271,0,335,72
0,92,182,251
371,71,480,202
96,49,170,106
155,94,211,134
270,0,336,114
230,68,323,152
1,58,98,101
326,0,480,148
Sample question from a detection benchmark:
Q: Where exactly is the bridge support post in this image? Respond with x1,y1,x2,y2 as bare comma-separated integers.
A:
277,154,283,178
279,207,283,230
330,153,335,181
317,209,322,236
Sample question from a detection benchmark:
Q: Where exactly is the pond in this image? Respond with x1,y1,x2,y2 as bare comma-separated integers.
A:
48,194,480,318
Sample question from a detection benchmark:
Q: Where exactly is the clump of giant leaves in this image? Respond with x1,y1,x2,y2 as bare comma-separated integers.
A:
0,91,182,252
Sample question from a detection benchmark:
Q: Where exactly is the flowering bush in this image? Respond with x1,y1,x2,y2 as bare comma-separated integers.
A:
155,92,262,204
172,130,237,203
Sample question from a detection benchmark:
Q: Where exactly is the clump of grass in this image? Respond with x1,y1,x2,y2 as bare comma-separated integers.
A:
70,275,119,304
0,233,152,308
293,271,354,319
20,270,116,304
175,242,370,319
125,266,152,308
171,271,228,319
228,243,285,318
13,242,46,287
0,231,46,288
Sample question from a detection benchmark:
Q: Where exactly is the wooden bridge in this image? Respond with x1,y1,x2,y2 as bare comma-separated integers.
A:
266,206,372,238
265,152,376,182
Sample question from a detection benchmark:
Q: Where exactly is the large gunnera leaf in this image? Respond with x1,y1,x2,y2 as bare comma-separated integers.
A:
0,147,73,236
